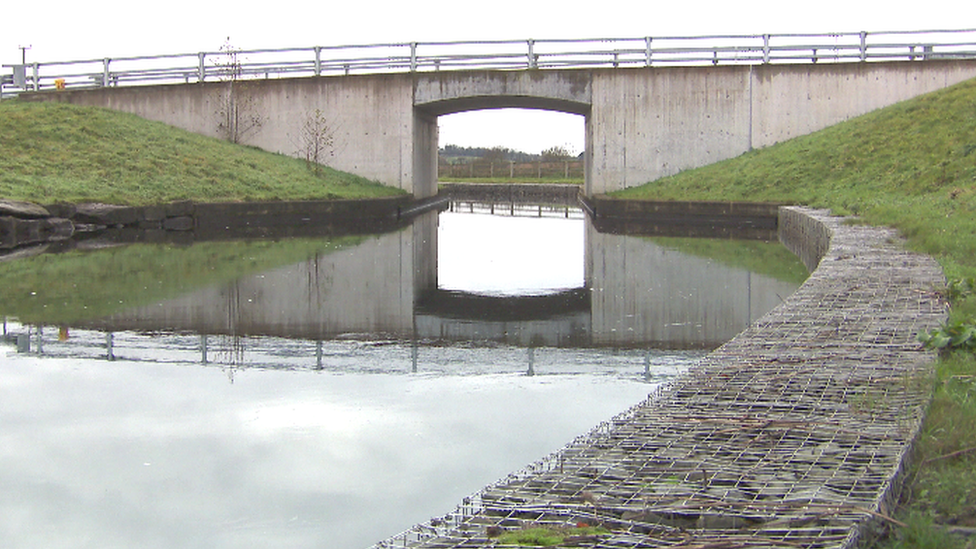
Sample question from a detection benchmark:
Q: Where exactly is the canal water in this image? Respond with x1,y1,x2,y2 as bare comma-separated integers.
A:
0,201,808,549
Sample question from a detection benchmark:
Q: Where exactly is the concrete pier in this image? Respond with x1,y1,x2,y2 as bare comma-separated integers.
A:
376,207,946,548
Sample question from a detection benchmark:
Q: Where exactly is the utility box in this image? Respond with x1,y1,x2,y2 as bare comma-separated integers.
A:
12,65,27,88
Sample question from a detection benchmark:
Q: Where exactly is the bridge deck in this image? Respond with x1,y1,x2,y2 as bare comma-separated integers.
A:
375,207,946,548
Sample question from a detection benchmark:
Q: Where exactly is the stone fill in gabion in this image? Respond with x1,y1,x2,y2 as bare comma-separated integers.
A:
372,207,947,549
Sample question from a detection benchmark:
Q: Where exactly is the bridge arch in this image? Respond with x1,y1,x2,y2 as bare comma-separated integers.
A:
412,70,593,197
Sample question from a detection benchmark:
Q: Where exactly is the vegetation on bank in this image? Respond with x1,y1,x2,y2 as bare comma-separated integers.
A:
0,101,405,206
614,77,976,547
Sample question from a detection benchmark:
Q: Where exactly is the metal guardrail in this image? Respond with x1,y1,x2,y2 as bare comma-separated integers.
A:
3,29,976,98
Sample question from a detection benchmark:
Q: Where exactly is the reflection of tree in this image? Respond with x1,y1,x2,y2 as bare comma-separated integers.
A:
215,280,247,377
211,38,265,145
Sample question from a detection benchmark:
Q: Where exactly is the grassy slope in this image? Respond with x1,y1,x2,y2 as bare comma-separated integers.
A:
0,101,405,205
614,77,976,547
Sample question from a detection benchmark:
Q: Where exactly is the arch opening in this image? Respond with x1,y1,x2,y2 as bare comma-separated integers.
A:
435,108,586,185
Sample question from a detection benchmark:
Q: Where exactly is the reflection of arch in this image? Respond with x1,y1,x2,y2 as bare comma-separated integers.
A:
416,288,589,322
414,288,591,348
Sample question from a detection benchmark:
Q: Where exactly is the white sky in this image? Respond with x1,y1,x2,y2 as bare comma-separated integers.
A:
3,0,972,154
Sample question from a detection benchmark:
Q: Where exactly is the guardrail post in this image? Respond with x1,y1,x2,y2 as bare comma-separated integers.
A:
527,39,537,69
859,31,868,61
410,42,418,72
198,52,206,82
645,36,653,66
31,63,39,90
314,46,322,76
102,58,111,87
763,34,770,64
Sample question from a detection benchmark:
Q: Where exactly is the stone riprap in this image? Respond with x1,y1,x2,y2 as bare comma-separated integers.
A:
375,207,947,548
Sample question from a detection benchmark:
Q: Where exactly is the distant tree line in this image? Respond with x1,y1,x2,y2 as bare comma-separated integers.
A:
440,144,582,164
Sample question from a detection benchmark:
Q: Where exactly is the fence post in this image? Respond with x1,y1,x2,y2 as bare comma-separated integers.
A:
31,63,39,90
198,52,206,82
859,31,868,61
314,46,322,76
645,36,653,66
410,42,418,72
527,39,537,69
763,34,770,64
103,58,111,87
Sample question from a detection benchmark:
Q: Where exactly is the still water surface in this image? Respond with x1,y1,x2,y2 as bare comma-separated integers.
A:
0,202,807,548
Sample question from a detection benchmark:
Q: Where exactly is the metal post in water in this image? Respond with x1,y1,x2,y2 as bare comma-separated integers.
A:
644,352,651,382
35,326,43,355
315,341,323,369
201,334,209,364
411,340,419,373
17,333,30,353
527,347,535,376
106,332,115,361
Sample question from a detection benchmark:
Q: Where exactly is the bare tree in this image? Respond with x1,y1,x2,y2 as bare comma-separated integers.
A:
296,109,337,176
212,38,265,144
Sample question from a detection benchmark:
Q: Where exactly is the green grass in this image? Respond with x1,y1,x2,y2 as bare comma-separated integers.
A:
495,525,609,546
613,76,976,546
438,177,583,185
0,101,405,206
647,237,810,285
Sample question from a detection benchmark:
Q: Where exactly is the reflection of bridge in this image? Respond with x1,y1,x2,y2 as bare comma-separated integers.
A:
11,31,976,197
65,201,798,349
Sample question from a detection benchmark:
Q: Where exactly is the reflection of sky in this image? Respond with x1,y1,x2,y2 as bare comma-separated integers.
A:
437,212,584,296
0,347,659,549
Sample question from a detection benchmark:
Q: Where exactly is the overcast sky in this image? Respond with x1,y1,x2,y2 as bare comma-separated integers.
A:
3,0,972,153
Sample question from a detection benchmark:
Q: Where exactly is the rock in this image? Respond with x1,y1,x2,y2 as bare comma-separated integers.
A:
142,204,167,221
73,203,141,226
164,200,195,217
42,218,75,241
0,199,50,219
163,216,194,231
43,203,77,219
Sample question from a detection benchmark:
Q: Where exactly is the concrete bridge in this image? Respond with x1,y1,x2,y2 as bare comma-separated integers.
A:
13,31,976,197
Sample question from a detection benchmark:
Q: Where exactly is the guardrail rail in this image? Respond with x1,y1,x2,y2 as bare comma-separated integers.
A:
3,29,975,98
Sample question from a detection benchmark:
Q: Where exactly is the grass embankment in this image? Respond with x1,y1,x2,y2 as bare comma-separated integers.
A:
614,77,976,548
0,101,405,206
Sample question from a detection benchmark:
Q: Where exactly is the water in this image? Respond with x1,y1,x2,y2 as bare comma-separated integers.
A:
0,202,807,548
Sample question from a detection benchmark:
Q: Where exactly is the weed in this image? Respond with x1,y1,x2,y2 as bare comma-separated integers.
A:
495,525,610,546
